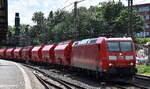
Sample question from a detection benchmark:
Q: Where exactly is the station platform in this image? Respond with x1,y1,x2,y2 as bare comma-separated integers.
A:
0,59,44,89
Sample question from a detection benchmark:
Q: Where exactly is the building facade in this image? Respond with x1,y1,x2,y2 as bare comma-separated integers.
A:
0,0,8,44
134,3,150,37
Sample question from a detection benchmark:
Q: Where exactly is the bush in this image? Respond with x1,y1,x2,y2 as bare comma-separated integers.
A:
137,64,150,75
134,38,150,44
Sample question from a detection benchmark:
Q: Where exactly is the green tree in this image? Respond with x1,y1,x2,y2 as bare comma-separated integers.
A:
32,11,48,44
50,10,74,42
32,12,45,25
116,9,144,35
96,2,144,37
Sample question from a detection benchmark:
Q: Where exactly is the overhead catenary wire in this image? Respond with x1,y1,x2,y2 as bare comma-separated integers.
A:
62,2,75,10
64,0,71,3
59,0,86,11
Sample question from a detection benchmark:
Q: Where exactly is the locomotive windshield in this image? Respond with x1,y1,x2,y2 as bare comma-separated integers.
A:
107,42,133,52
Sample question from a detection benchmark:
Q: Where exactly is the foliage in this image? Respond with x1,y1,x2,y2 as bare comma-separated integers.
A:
7,1,144,46
137,64,150,75
134,38,150,44
32,12,45,25
142,38,150,44
98,2,144,37
116,9,144,35
0,46,8,48
8,26,16,34
134,38,143,44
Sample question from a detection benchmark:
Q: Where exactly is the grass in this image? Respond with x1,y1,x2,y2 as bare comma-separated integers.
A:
0,46,8,48
136,64,150,75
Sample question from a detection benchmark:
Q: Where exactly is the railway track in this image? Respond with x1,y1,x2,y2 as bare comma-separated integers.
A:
23,64,85,89
22,63,150,89
33,71,74,89
105,75,150,89
135,74,150,82
33,71,64,89
115,84,132,89
107,81,140,89
126,74,150,89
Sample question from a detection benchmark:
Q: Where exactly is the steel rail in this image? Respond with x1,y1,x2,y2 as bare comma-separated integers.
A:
23,64,85,89
126,75,150,89
135,74,150,82
33,71,66,89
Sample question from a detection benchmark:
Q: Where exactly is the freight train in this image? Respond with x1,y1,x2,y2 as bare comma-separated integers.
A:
0,37,137,81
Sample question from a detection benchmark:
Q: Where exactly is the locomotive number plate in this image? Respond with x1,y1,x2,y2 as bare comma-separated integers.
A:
118,56,124,59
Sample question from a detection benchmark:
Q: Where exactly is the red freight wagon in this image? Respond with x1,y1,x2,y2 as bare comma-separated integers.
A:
42,44,57,63
31,45,44,62
22,46,34,61
0,48,7,59
14,47,23,59
54,41,74,65
5,48,15,59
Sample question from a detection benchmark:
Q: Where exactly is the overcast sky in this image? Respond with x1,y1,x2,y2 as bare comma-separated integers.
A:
8,0,150,26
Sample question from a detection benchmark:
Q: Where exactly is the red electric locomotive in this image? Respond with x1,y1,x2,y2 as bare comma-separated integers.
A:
71,37,137,80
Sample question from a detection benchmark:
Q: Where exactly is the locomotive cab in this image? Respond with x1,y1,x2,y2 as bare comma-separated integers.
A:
104,38,137,79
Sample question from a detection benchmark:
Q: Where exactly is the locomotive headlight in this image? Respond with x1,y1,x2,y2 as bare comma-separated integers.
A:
125,56,133,60
109,56,117,60
109,63,113,66
130,62,134,66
